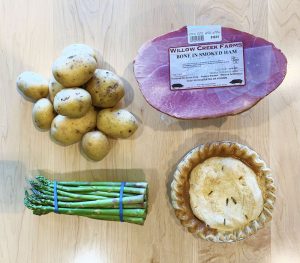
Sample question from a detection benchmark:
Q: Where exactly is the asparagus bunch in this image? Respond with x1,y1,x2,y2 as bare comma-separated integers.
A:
24,176,148,225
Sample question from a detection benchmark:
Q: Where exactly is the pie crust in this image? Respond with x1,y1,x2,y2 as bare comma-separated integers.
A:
170,141,276,242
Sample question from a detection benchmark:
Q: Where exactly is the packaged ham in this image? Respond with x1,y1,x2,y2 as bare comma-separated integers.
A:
133,26,287,119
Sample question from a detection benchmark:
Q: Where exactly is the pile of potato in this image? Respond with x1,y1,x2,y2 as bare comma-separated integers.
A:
16,44,138,161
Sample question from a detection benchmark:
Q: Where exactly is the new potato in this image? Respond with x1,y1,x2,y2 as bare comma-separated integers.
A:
86,69,125,108
51,107,97,145
61,44,97,61
52,53,97,87
16,71,48,101
17,43,139,160
32,98,56,130
81,131,110,161
97,109,138,138
54,88,91,118
49,75,64,102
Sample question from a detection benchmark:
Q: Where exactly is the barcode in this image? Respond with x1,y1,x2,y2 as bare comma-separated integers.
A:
189,35,204,42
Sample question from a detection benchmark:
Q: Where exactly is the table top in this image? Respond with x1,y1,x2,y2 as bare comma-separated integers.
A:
0,0,299,262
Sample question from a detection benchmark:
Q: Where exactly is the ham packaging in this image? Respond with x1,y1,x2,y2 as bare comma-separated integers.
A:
133,26,287,119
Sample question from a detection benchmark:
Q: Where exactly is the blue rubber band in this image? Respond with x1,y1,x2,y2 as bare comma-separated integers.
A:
119,182,126,222
53,181,59,213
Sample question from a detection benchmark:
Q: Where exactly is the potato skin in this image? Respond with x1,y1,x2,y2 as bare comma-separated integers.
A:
97,109,138,139
32,98,55,130
51,107,97,145
49,75,64,102
81,131,110,161
54,88,92,118
52,54,97,87
61,44,97,61
86,69,125,108
16,71,48,101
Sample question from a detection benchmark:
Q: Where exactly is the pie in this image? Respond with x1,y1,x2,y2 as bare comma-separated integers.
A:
171,141,275,242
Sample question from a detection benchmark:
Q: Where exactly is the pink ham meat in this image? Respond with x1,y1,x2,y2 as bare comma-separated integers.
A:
133,26,287,119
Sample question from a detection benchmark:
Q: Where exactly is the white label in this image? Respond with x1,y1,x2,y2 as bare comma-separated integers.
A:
187,25,222,44
169,42,245,90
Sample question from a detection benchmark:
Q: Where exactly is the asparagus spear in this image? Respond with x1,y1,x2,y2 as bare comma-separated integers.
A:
48,184,146,195
59,182,148,188
30,181,110,200
25,194,146,209
32,188,136,202
29,191,83,202
86,191,131,198
25,195,148,209
87,215,145,225
44,195,145,208
35,177,146,195
32,185,131,198
24,204,146,218
36,176,147,188
29,189,101,202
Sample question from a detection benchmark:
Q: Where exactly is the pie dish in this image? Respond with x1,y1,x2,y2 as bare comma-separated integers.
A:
171,141,275,242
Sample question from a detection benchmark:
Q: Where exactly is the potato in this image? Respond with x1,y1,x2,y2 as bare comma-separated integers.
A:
97,109,138,138
16,71,48,101
51,107,97,145
32,98,55,130
61,44,97,61
54,88,92,118
52,53,97,87
49,75,64,102
81,131,110,161
86,69,125,108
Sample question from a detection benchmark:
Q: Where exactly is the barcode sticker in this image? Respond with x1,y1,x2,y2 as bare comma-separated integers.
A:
187,25,222,44
190,35,204,43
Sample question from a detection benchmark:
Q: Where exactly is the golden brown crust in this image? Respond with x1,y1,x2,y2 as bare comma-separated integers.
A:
170,141,276,243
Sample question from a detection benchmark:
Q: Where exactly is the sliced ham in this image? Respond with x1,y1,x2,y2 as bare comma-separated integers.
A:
133,26,287,119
